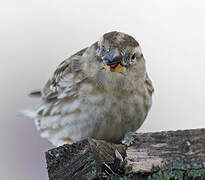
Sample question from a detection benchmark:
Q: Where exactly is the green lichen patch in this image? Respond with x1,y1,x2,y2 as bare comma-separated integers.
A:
86,167,97,180
138,160,205,180
122,132,136,146
102,160,205,180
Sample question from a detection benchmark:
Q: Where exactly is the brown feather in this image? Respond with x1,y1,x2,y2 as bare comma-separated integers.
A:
42,47,88,101
62,137,74,144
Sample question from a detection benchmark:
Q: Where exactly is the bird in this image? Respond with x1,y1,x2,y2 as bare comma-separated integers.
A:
23,31,154,146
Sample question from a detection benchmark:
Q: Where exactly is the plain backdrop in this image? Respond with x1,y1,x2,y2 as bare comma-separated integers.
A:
1,0,205,179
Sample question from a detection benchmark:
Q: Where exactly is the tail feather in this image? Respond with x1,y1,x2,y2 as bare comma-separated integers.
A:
19,109,37,119
29,89,42,98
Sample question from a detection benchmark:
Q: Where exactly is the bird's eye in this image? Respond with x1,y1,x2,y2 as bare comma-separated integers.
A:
131,53,136,60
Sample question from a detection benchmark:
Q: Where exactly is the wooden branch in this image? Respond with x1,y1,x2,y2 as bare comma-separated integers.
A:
45,128,205,179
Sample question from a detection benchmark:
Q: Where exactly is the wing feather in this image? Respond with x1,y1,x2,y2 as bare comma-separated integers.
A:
29,47,90,146
42,47,88,101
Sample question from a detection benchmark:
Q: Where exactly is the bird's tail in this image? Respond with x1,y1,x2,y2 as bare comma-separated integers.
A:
28,89,42,98
18,109,37,119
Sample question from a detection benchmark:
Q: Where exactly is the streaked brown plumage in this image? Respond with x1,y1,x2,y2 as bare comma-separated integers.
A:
24,31,154,146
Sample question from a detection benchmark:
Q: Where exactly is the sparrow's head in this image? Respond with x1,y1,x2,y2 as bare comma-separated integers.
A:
96,31,145,75
82,31,146,92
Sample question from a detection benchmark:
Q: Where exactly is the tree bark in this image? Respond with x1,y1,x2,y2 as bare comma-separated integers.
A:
45,128,205,179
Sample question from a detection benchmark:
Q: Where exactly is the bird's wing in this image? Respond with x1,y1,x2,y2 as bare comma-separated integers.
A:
41,47,88,101
24,47,91,146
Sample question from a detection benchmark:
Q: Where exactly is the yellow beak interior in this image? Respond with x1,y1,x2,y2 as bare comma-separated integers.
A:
103,64,123,73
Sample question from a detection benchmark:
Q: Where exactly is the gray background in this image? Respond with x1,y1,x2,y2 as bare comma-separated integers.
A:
1,0,205,179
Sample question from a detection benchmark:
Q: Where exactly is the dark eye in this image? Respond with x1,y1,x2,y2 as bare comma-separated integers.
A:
131,53,136,60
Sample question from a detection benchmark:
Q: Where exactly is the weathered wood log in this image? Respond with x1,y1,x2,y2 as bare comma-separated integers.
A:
46,128,205,179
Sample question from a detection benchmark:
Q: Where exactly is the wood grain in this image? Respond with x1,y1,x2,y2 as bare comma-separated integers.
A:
46,129,205,179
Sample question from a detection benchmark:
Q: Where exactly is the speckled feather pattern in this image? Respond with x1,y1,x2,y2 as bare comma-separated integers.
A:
25,31,154,146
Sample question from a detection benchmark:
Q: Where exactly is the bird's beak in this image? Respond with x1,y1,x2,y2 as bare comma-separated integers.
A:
102,49,123,73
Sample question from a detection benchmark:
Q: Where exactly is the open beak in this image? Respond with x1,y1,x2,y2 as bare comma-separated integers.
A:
102,49,123,73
